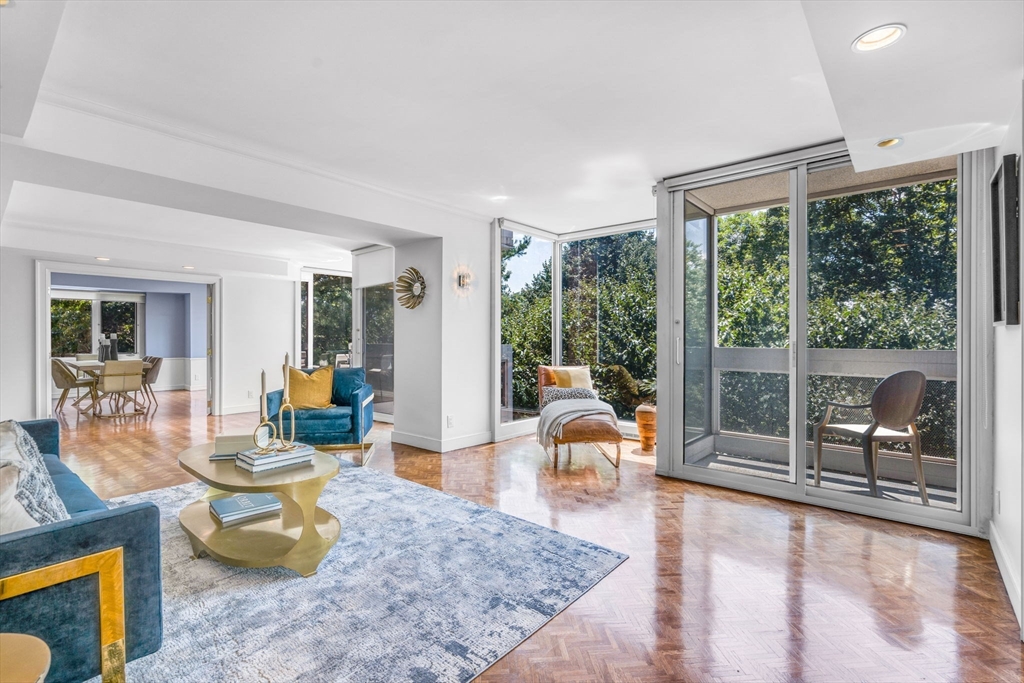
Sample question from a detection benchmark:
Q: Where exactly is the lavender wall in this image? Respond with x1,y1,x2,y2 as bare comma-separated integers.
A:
51,273,207,357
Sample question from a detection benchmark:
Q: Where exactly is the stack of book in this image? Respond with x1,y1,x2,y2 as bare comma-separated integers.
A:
210,428,272,461
209,493,282,527
236,443,315,473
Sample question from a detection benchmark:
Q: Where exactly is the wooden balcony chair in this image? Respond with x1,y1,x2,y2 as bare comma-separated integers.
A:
51,359,98,413
95,360,146,418
814,370,929,505
538,365,623,469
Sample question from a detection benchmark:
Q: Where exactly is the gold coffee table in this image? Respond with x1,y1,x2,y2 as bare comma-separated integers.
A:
177,444,341,577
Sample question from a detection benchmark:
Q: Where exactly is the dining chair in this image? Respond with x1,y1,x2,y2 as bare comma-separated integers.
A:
141,356,164,406
814,370,929,504
50,359,98,413
95,360,146,418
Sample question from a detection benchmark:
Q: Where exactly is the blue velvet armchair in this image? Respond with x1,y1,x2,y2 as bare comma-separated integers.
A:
0,419,162,683
267,367,374,462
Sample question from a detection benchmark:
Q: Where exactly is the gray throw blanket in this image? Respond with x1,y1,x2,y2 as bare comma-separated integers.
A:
536,399,618,450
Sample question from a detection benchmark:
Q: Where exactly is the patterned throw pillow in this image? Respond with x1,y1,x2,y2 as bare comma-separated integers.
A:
0,421,70,534
541,386,599,409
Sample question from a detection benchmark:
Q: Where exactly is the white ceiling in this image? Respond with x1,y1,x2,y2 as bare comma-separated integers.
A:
2,0,1021,240
34,0,843,232
802,0,1024,171
2,183,356,270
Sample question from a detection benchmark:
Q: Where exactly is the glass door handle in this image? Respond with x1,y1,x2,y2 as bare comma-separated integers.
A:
676,337,681,365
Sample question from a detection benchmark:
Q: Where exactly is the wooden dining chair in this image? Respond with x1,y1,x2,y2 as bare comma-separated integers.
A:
51,359,98,413
814,370,929,504
95,360,146,418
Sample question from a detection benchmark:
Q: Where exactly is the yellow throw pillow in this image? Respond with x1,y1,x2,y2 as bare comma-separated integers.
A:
553,366,593,389
289,366,334,409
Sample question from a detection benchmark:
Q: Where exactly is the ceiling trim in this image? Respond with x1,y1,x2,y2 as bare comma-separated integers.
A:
663,140,848,190
36,88,493,223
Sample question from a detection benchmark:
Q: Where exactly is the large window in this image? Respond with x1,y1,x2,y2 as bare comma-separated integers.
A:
308,273,352,368
50,290,144,357
500,229,553,423
497,223,657,428
561,230,657,421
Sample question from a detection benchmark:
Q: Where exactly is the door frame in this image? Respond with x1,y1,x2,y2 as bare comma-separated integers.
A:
655,141,989,537
35,260,223,416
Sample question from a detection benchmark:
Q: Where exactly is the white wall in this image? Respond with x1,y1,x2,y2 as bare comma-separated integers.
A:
392,238,444,449
219,275,295,414
990,80,1024,634
0,248,38,421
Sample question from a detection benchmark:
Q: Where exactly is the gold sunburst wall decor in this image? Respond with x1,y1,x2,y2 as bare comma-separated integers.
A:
396,266,427,309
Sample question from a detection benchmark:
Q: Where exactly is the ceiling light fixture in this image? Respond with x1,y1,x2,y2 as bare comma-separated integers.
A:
489,195,508,203
95,257,110,261
876,137,904,149
852,23,906,52
182,265,195,269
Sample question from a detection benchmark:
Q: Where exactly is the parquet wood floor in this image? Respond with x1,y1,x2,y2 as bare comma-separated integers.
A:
53,390,1024,682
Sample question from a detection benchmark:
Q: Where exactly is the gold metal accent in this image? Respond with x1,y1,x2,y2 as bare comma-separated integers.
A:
177,444,341,577
876,137,902,148
0,548,126,683
253,418,278,454
275,402,299,451
396,266,427,309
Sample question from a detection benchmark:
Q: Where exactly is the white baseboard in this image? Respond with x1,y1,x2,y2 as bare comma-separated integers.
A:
990,521,1023,631
391,430,442,452
221,402,260,416
392,430,493,453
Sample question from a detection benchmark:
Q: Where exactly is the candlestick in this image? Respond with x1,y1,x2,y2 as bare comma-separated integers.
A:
283,352,290,402
260,369,268,419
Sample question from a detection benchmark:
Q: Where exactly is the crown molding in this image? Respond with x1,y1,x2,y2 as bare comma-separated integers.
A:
34,88,493,223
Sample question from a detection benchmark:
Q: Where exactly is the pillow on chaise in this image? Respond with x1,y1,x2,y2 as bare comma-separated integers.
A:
541,386,599,409
552,366,594,390
0,421,70,534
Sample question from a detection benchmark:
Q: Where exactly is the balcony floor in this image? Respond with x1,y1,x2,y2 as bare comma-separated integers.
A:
690,451,958,510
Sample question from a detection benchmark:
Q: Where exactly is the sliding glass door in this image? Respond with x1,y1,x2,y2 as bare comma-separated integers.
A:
666,147,966,527
362,282,395,417
682,170,795,484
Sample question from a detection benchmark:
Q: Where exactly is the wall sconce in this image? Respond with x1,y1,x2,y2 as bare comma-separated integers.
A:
453,266,473,297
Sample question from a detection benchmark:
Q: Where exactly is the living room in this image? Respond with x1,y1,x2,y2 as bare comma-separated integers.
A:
1,1,1022,682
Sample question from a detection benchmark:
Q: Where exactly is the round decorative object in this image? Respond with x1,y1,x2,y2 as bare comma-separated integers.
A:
396,267,427,309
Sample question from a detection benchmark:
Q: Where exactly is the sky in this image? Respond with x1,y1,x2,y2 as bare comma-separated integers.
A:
506,235,553,293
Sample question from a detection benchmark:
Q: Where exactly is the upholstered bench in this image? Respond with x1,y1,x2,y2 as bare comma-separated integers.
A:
537,366,623,469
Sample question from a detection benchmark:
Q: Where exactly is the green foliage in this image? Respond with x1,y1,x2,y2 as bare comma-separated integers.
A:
364,283,395,345
100,301,137,354
51,299,92,357
501,235,552,414
312,274,352,365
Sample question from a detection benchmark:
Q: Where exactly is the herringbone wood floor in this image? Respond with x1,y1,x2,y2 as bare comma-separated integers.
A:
54,391,1023,682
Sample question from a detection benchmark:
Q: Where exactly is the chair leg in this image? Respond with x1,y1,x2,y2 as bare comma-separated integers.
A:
553,444,559,469
862,438,879,497
872,442,880,478
567,443,572,464
912,436,929,506
813,428,823,486
616,443,621,468
56,388,69,412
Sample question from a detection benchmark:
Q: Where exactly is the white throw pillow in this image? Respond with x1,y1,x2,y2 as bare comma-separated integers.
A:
0,421,70,532
0,463,40,534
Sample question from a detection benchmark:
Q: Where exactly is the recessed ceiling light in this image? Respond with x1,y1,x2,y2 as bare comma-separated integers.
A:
95,257,110,261
852,24,906,52
876,137,904,149
489,195,508,203
182,265,195,269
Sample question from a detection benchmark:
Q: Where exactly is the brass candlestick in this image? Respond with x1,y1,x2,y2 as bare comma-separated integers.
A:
252,417,278,454
276,402,298,452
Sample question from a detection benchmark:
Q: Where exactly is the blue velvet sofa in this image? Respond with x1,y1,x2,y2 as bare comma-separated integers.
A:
0,419,162,683
267,367,374,452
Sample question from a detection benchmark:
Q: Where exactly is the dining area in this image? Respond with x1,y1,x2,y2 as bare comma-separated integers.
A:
51,354,165,418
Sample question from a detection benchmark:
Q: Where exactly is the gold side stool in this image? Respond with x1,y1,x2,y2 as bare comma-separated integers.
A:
0,548,125,683
0,633,51,683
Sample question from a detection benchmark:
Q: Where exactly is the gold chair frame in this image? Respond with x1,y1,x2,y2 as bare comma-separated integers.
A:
0,547,126,683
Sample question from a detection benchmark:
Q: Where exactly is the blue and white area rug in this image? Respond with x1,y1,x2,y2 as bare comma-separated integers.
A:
103,463,627,682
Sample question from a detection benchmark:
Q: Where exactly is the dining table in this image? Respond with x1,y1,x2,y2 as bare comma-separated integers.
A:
64,359,153,377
